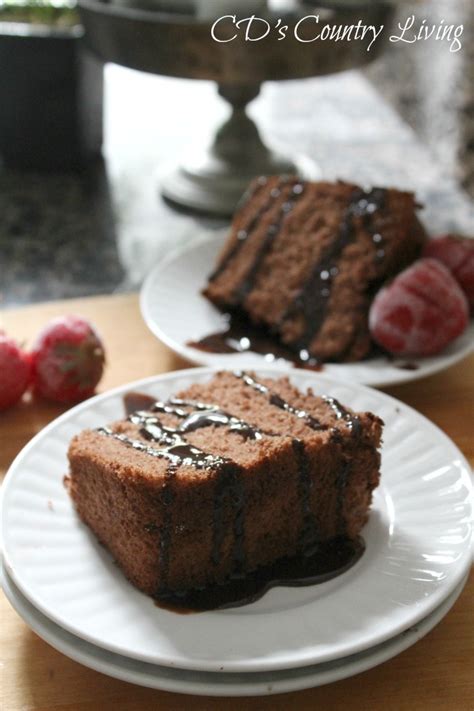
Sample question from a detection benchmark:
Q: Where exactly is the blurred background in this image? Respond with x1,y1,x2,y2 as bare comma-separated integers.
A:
366,0,472,194
0,0,472,307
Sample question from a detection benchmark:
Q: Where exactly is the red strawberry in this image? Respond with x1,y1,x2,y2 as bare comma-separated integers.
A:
422,234,474,311
369,258,469,357
31,316,105,403
0,331,32,411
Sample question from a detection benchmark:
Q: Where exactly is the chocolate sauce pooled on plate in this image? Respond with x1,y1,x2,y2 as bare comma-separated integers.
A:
123,392,157,415
370,345,421,371
396,362,420,371
156,536,364,613
188,311,324,371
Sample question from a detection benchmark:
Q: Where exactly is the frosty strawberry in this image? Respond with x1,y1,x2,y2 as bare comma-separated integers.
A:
369,258,469,357
32,316,105,403
422,234,474,311
0,331,32,410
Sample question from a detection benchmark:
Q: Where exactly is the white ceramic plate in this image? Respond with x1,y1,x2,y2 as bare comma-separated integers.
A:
1,563,467,697
140,233,474,387
1,368,472,673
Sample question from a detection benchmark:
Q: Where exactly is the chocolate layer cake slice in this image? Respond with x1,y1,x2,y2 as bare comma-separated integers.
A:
203,177,425,362
67,372,383,602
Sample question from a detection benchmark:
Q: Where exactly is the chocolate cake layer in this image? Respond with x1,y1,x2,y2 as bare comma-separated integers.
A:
203,177,426,362
67,372,383,597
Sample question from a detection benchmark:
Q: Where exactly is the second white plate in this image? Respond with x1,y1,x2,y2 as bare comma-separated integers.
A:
2,563,468,697
1,368,472,673
140,233,474,387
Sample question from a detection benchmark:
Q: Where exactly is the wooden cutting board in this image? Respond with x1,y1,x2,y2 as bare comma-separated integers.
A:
1,293,473,711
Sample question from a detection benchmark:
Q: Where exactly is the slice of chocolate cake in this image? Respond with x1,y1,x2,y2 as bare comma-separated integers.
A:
67,372,383,605
203,177,426,362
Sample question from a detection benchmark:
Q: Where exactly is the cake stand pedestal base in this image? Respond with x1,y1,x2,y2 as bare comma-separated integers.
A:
161,83,317,216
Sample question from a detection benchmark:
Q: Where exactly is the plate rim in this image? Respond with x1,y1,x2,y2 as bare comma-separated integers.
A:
140,232,474,388
1,561,469,696
1,366,473,672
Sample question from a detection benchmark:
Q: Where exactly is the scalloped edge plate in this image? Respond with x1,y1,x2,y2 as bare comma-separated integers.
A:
1,564,468,696
1,367,473,673
140,233,474,387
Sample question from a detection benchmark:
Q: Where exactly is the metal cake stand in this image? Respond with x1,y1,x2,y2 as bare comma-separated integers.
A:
79,0,395,215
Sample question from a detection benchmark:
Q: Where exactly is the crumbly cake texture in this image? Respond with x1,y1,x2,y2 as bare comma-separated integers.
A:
203,177,426,362
66,372,383,597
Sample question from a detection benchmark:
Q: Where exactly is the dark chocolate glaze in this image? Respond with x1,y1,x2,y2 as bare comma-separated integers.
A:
234,371,326,431
107,397,269,583
372,346,421,370
336,459,351,534
282,187,387,349
98,422,231,590
233,181,305,304
292,438,318,548
231,373,361,550
188,311,323,371
105,386,364,608
125,395,265,443
212,462,246,573
138,398,264,441
397,362,420,371
208,176,278,282
122,385,328,573
158,464,176,587
123,392,157,416
97,426,228,470
322,396,361,436
155,536,364,612
127,405,256,575
97,421,234,586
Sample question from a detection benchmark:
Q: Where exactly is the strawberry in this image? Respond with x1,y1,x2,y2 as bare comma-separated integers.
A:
422,234,474,311
369,258,469,357
31,316,105,403
0,331,32,411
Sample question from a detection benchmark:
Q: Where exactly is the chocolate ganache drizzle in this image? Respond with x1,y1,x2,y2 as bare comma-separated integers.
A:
320,395,361,529
233,371,326,432
282,187,387,350
322,396,361,436
98,406,248,588
233,180,306,304
96,426,227,470
208,175,275,282
128,398,266,576
233,371,331,547
233,372,362,542
97,376,365,610
135,398,264,441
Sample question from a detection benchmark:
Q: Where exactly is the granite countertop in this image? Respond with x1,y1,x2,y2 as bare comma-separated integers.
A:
0,59,473,308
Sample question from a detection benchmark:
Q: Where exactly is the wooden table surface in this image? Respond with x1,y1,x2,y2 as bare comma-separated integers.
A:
1,294,473,711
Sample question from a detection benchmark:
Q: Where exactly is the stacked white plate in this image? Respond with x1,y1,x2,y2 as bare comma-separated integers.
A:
1,367,473,696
